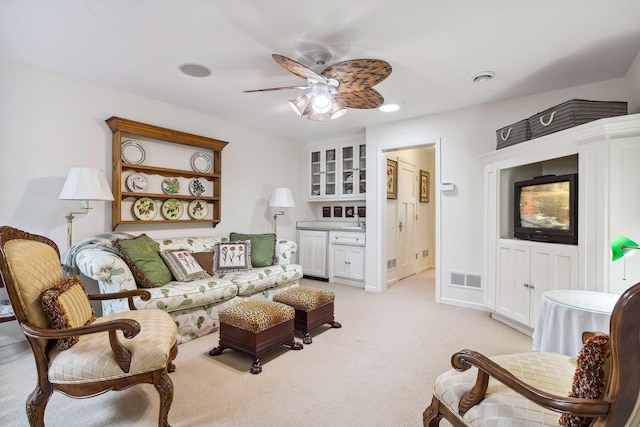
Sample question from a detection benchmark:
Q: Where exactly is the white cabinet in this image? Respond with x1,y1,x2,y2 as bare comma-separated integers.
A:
329,231,365,286
496,240,578,328
297,230,328,279
483,113,640,332
308,141,366,200
309,147,337,198
340,143,366,198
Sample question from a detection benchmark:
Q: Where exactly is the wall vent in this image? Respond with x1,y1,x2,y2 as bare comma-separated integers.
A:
387,258,397,270
449,271,483,290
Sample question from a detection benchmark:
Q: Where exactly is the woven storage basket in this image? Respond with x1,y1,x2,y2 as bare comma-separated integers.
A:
528,99,627,139
496,119,532,149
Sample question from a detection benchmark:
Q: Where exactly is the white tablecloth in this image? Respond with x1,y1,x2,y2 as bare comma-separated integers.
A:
532,290,619,357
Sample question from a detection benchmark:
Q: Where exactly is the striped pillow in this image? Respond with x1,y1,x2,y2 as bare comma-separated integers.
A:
41,275,96,350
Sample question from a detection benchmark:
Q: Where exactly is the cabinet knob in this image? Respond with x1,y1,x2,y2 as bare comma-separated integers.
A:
523,283,529,288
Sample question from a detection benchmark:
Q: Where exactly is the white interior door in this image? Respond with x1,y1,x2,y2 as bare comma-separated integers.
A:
398,160,417,279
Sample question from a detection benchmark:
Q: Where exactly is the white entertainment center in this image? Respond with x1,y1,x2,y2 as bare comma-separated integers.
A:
481,113,640,335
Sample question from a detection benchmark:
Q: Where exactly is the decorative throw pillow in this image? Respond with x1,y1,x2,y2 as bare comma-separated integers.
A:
160,250,210,282
559,333,611,427
213,241,252,274
191,252,214,275
114,234,172,288
41,275,96,350
229,232,276,267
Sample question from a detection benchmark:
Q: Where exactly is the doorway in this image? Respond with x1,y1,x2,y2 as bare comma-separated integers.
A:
381,144,437,289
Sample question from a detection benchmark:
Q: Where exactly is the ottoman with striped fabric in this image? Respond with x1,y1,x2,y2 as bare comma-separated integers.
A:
209,300,303,374
273,286,341,344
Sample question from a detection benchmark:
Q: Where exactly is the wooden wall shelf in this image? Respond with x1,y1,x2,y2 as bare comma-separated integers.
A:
107,116,228,230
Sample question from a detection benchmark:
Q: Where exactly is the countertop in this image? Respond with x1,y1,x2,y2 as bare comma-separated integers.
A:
296,221,365,232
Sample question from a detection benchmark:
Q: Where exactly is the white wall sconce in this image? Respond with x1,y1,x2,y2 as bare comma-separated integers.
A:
268,187,295,235
59,167,114,249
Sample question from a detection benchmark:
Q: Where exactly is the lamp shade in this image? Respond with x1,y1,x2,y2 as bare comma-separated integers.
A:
59,168,114,201
269,188,295,208
611,236,639,261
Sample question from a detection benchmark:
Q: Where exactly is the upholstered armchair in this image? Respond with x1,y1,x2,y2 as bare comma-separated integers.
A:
0,226,178,427
423,281,640,427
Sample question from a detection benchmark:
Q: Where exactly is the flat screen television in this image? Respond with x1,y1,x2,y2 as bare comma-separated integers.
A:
513,173,578,245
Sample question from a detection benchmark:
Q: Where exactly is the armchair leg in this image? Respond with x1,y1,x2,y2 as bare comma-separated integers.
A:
26,382,53,427
167,341,178,373
423,396,443,427
153,369,174,427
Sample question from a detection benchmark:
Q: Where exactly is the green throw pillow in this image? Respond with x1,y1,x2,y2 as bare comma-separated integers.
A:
229,232,276,268
114,234,172,288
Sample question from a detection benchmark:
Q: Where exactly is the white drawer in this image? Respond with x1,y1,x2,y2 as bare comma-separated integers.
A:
329,231,366,246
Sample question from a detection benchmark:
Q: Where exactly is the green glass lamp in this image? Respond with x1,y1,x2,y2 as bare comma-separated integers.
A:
611,236,639,261
611,236,640,280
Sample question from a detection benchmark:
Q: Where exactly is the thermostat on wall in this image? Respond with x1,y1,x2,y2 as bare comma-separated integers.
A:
441,182,455,191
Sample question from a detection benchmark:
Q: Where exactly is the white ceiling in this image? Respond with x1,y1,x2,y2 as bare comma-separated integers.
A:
1,0,640,144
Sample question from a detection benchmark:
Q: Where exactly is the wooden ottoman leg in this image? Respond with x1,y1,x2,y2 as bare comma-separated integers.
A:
208,344,228,356
250,358,262,374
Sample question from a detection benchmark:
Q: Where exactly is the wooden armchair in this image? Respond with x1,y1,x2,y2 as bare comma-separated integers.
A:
423,281,640,427
0,226,178,427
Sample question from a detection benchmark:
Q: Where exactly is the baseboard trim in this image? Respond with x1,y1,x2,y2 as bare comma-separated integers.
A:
490,312,534,337
439,297,488,312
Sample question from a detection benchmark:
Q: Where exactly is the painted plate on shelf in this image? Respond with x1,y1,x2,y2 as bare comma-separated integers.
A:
126,173,148,192
188,199,209,219
189,178,206,196
162,199,184,220
133,197,157,220
121,140,146,164
161,177,180,194
191,152,212,173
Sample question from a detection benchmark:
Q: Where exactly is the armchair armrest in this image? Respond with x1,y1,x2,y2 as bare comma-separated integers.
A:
22,318,141,373
452,349,610,417
88,289,150,310
275,239,297,265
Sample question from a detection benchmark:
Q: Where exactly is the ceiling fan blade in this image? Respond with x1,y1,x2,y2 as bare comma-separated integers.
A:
272,54,329,85
334,87,385,109
244,85,310,93
321,59,392,90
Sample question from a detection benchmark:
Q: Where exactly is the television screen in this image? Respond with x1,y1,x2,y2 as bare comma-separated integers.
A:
518,181,571,230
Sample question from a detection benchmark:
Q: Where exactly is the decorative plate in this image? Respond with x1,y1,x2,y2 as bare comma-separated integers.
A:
126,173,148,192
191,152,212,173
188,199,209,219
133,197,157,220
121,140,146,164
161,177,180,194
162,199,184,220
189,178,206,196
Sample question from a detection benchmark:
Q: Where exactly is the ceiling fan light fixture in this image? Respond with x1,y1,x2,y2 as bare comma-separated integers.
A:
307,111,325,122
379,103,400,112
329,102,347,120
311,94,332,114
288,94,311,116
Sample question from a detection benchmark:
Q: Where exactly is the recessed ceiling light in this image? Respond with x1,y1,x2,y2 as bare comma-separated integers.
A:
472,71,495,83
179,63,212,78
379,103,400,112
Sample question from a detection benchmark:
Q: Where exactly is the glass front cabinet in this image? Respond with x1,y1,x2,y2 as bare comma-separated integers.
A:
309,141,366,200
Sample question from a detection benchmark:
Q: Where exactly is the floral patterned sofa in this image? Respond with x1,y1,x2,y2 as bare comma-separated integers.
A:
65,233,302,344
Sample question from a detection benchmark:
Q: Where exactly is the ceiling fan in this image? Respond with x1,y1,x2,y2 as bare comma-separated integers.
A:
245,54,392,121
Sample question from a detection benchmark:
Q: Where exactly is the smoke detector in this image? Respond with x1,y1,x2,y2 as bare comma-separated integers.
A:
472,71,495,83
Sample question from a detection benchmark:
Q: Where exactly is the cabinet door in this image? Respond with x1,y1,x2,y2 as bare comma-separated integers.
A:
340,143,366,197
309,148,337,198
496,243,530,326
529,244,578,325
346,245,365,281
332,245,351,278
298,230,327,278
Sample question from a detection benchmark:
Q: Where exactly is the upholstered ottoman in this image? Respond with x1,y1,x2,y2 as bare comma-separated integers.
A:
209,300,303,374
273,286,341,344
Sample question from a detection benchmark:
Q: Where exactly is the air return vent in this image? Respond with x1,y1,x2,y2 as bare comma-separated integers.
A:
449,271,482,290
387,258,397,270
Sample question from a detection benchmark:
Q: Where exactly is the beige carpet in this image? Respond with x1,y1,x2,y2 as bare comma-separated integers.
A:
0,270,533,426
